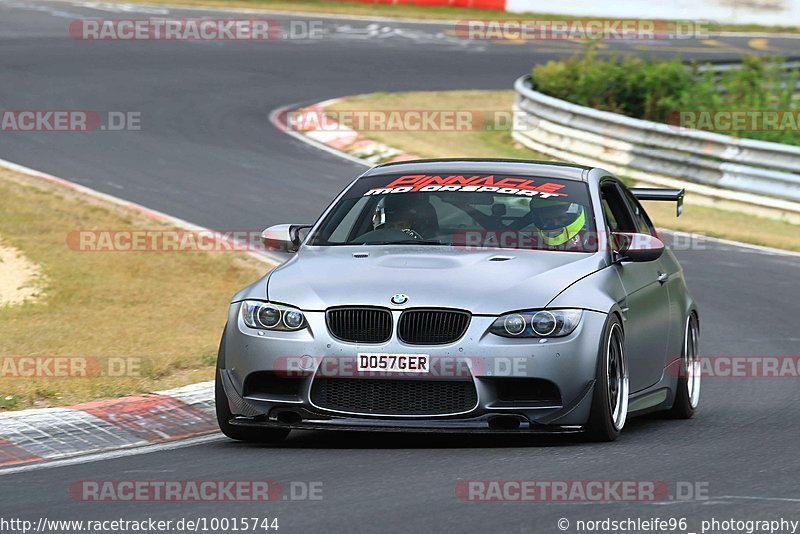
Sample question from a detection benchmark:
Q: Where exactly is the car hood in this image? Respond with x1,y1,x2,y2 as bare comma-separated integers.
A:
264,246,606,315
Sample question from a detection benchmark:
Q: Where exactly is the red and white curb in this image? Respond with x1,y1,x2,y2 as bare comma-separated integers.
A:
271,99,419,166
330,0,507,10
0,382,215,468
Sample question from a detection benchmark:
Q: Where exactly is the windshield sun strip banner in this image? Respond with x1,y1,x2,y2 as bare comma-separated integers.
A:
362,174,569,199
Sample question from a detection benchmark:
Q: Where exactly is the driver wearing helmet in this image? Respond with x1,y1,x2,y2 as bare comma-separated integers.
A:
530,197,587,248
377,196,424,239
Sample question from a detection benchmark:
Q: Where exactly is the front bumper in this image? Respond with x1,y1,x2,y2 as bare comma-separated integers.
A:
220,305,608,430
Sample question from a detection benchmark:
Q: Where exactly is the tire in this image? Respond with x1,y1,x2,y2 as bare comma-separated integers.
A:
667,313,700,419
586,315,629,442
215,331,290,443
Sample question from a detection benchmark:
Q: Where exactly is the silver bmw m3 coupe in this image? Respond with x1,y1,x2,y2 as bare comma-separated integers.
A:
216,159,700,442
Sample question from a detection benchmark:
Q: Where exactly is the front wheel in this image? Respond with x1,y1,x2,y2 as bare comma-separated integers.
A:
586,315,629,442
667,313,700,419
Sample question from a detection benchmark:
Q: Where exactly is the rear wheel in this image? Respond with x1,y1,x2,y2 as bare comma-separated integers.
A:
668,313,700,419
215,332,290,443
586,315,628,442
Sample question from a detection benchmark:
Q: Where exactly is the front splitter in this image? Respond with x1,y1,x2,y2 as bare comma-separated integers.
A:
229,416,584,434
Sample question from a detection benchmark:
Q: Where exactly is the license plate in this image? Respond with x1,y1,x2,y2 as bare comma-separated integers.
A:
357,353,430,373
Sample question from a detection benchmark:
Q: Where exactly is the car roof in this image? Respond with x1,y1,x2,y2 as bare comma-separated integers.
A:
360,159,593,182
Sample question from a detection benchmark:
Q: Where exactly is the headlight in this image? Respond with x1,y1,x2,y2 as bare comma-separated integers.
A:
240,300,306,331
490,309,583,338
502,314,527,336
283,310,304,329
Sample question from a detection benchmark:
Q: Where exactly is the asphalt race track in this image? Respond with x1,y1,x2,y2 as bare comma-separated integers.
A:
1,1,800,532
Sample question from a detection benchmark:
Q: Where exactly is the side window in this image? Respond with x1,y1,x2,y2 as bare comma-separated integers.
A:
601,198,619,232
621,188,657,236
600,181,637,233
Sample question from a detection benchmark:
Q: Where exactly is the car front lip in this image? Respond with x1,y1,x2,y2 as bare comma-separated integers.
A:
221,305,609,429
228,412,588,434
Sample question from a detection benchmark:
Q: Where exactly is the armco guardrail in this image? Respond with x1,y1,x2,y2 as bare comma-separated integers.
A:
699,60,800,92
512,76,800,220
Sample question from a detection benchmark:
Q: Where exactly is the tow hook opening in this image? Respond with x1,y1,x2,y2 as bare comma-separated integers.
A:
275,410,303,425
488,416,522,430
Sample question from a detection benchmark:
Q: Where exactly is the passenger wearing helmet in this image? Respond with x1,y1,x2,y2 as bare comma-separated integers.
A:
530,197,587,248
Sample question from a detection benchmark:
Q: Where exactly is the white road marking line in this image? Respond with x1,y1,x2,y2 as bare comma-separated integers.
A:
662,229,800,259
0,433,225,475
72,1,169,14
2,0,82,18
653,495,800,505
714,495,800,503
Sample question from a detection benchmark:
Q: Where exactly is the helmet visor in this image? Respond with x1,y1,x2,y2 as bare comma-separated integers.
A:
537,202,584,231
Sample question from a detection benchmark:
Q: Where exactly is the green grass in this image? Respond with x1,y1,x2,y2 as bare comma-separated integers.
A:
326,90,545,160
533,49,800,145
0,168,271,410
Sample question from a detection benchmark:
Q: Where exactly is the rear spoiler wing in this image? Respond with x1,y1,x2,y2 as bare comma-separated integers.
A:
630,188,685,217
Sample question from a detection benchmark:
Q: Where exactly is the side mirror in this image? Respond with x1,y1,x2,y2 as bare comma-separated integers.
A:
612,232,665,263
261,224,313,253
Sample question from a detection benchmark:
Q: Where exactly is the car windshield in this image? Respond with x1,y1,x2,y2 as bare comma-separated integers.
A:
308,172,598,252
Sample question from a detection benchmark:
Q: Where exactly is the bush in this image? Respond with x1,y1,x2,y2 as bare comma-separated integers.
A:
532,47,800,145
